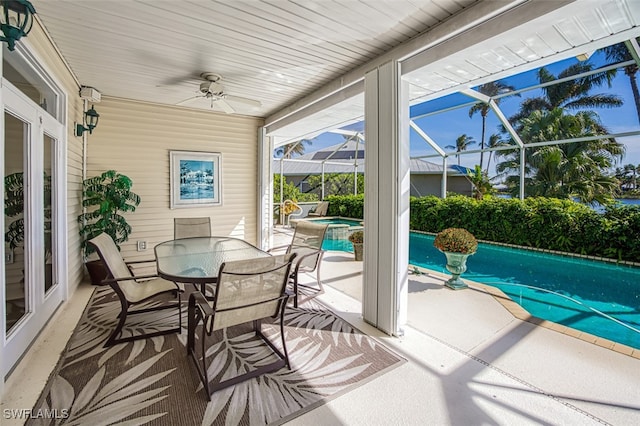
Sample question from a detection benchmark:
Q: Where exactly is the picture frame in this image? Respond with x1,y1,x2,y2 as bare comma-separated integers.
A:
170,150,222,209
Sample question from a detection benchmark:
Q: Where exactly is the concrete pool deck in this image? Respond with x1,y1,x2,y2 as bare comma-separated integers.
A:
272,227,640,425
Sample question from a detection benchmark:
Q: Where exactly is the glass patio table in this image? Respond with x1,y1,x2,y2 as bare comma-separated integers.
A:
154,236,271,295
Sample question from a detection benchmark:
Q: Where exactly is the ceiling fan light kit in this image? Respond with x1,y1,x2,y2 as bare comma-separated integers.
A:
175,72,262,114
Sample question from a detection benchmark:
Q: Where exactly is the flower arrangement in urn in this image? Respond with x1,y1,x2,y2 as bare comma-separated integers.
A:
348,230,363,244
433,227,478,254
433,228,477,289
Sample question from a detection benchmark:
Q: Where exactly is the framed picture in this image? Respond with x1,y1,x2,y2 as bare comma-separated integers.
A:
170,150,222,208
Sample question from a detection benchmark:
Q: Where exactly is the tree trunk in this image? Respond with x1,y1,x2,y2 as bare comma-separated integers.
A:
627,68,640,125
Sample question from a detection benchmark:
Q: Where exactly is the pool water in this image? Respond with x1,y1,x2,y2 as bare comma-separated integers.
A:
312,218,363,227
317,220,640,350
308,217,364,244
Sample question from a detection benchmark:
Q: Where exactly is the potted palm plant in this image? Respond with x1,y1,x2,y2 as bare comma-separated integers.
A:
77,170,141,284
433,227,478,289
348,230,364,261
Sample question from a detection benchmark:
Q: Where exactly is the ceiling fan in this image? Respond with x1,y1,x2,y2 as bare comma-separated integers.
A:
176,72,262,113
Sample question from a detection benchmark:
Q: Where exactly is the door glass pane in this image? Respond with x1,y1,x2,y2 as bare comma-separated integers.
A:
4,112,27,332
44,135,55,292
3,53,57,117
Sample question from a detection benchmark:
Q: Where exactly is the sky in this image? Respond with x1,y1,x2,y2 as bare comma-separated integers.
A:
293,47,640,179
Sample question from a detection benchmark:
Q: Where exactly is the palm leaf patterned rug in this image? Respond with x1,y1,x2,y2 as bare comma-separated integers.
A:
28,286,405,425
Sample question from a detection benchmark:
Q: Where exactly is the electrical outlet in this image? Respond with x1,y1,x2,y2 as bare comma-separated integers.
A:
5,250,14,264
137,241,147,251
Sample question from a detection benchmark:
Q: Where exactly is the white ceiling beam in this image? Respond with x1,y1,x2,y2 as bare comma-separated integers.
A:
412,130,640,160
329,129,360,136
460,89,524,148
409,120,445,157
265,81,363,135
408,25,640,107
489,99,524,148
401,0,574,75
625,38,640,65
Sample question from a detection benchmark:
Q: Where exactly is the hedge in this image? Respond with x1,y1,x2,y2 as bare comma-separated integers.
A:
324,194,640,263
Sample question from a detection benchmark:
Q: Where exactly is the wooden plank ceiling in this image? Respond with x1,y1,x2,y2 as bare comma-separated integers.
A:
32,0,476,117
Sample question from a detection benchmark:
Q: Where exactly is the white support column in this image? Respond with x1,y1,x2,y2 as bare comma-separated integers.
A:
257,128,273,250
363,61,410,336
321,163,325,200
442,156,448,198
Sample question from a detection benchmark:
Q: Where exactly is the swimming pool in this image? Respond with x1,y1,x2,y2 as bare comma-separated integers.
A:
309,217,640,350
303,217,363,251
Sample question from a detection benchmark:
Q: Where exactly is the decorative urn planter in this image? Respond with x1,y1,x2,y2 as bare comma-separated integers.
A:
433,228,478,290
441,251,474,289
348,230,364,261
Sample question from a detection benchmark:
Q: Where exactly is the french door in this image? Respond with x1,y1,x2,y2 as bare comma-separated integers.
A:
2,79,65,377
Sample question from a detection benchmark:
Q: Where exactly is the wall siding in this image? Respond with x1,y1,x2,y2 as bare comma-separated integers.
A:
85,98,264,261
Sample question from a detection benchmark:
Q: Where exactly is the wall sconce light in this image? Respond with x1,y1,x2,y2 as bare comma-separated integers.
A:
0,0,36,51
75,106,100,136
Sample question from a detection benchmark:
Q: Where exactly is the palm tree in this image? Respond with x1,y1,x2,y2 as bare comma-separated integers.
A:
445,134,476,166
467,165,495,200
624,163,638,190
603,40,640,124
468,81,518,170
484,133,505,174
275,138,313,159
614,166,628,192
496,108,624,204
509,62,622,128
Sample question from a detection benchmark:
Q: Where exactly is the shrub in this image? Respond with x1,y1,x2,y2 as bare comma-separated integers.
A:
433,228,478,254
410,195,639,263
326,194,364,218
325,193,640,262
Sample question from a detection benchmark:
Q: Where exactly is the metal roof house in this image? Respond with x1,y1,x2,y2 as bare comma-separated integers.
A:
274,140,473,197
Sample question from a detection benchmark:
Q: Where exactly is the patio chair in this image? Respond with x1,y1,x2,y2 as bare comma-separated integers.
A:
307,201,329,217
186,253,297,400
88,232,184,347
269,220,329,307
174,217,211,239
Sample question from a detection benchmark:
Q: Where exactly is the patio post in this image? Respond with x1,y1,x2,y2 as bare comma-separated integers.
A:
321,162,325,200
442,156,447,198
363,60,409,336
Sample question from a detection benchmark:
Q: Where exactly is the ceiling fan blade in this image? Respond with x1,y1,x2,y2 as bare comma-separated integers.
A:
176,95,203,105
223,94,262,108
216,99,236,114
